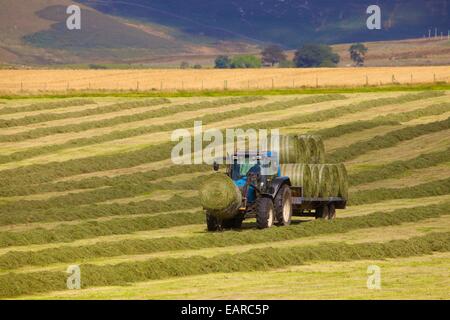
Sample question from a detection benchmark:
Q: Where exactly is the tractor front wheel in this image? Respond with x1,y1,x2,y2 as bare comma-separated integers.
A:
274,185,293,226
256,197,274,229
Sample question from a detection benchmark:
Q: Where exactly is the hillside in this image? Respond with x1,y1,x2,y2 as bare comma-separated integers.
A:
0,0,257,65
0,90,448,298
78,0,450,46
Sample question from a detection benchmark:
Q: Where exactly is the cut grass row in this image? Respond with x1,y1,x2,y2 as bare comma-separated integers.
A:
0,209,204,248
0,92,439,185
0,231,448,298
0,190,200,225
0,201,448,270
0,96,264,142
0,95,345,184
350,177,450,205
0,94,341,166
0,164,211,197
314,101,450,139
348,148,450,186
327,117,450,163
0,174,208,214
0,99,96,116
0,99,170,128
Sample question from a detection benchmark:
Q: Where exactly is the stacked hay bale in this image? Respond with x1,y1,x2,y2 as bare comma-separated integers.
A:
279,134,348,200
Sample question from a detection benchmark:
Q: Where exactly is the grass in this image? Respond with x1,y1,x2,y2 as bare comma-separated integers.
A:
0,99,97,115
328,117,450,163
0,210,205,248
348,148,450,186
38,253,448,299
350,177,450,205
0,201,448,270
314,101,450,139
0,96,264,142
0,99,169,128
0,231,448,298
1,82,450,99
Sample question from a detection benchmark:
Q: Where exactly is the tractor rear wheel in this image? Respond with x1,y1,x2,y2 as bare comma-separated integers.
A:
256,197,274,229
274,185,292,226
206,212,219,231
315,205,329,219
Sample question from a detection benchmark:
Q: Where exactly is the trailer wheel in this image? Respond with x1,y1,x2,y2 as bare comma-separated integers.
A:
256,197,274,229
328,203,336,220
206,212,219,231
315,205,329,219
274,185,292,226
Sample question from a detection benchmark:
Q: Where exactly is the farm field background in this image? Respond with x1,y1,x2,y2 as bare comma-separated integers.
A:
0,66,449,93
0,87,449,299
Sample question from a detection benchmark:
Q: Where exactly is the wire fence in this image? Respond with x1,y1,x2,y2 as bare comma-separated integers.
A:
0,70,449,93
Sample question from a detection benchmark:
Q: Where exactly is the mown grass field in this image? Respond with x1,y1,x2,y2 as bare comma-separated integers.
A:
0,88,449,299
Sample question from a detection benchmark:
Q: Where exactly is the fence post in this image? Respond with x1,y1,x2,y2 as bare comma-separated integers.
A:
434,74,436,83
365,75,369,86
316,76,319,88
271,78,274,89
224,80,228,90
20,82,23,92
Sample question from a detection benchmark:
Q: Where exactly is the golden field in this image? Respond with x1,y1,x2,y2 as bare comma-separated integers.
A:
0,66,449,92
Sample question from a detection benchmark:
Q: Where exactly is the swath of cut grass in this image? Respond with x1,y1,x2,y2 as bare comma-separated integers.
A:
0,99,170,128
350,177,450,205
0,174,209,214
328,117,450,163
0,99,96,116
0,164,211,197
0,192,201,226
0,209,204,248
0,231,448,298
349,148,450,186
0,92,442,185
1,201,448,270
0,96,265,142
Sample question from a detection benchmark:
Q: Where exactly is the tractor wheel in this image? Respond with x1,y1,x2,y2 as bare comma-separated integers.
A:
328,203,336,220
274,185,293,226
315,205,329,219
206,212,219,231
256,197,274,229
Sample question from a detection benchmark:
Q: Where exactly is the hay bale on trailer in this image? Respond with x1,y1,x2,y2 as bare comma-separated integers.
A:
199,174,242,220
280,164,313,197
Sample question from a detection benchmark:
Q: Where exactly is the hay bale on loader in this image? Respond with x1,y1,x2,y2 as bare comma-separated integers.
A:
308,164,320,198
199,173,242,220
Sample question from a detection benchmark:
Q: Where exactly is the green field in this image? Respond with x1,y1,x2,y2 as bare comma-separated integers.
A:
0,89,449,299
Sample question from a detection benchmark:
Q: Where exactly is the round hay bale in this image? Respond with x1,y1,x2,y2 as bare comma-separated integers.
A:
337,163,349,200
279,135,300,164
280,164,312,197
199,173,242,220
295,135,309,163
318,164,332,198
311,135,326,164
308,164,320,198
305,135,320,163
328,164,340,197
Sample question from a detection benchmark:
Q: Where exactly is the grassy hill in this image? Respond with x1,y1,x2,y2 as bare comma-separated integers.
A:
0,89,448,299
0,0,257,65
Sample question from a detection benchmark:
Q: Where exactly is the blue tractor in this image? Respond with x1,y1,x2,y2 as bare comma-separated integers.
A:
207,151,293,230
